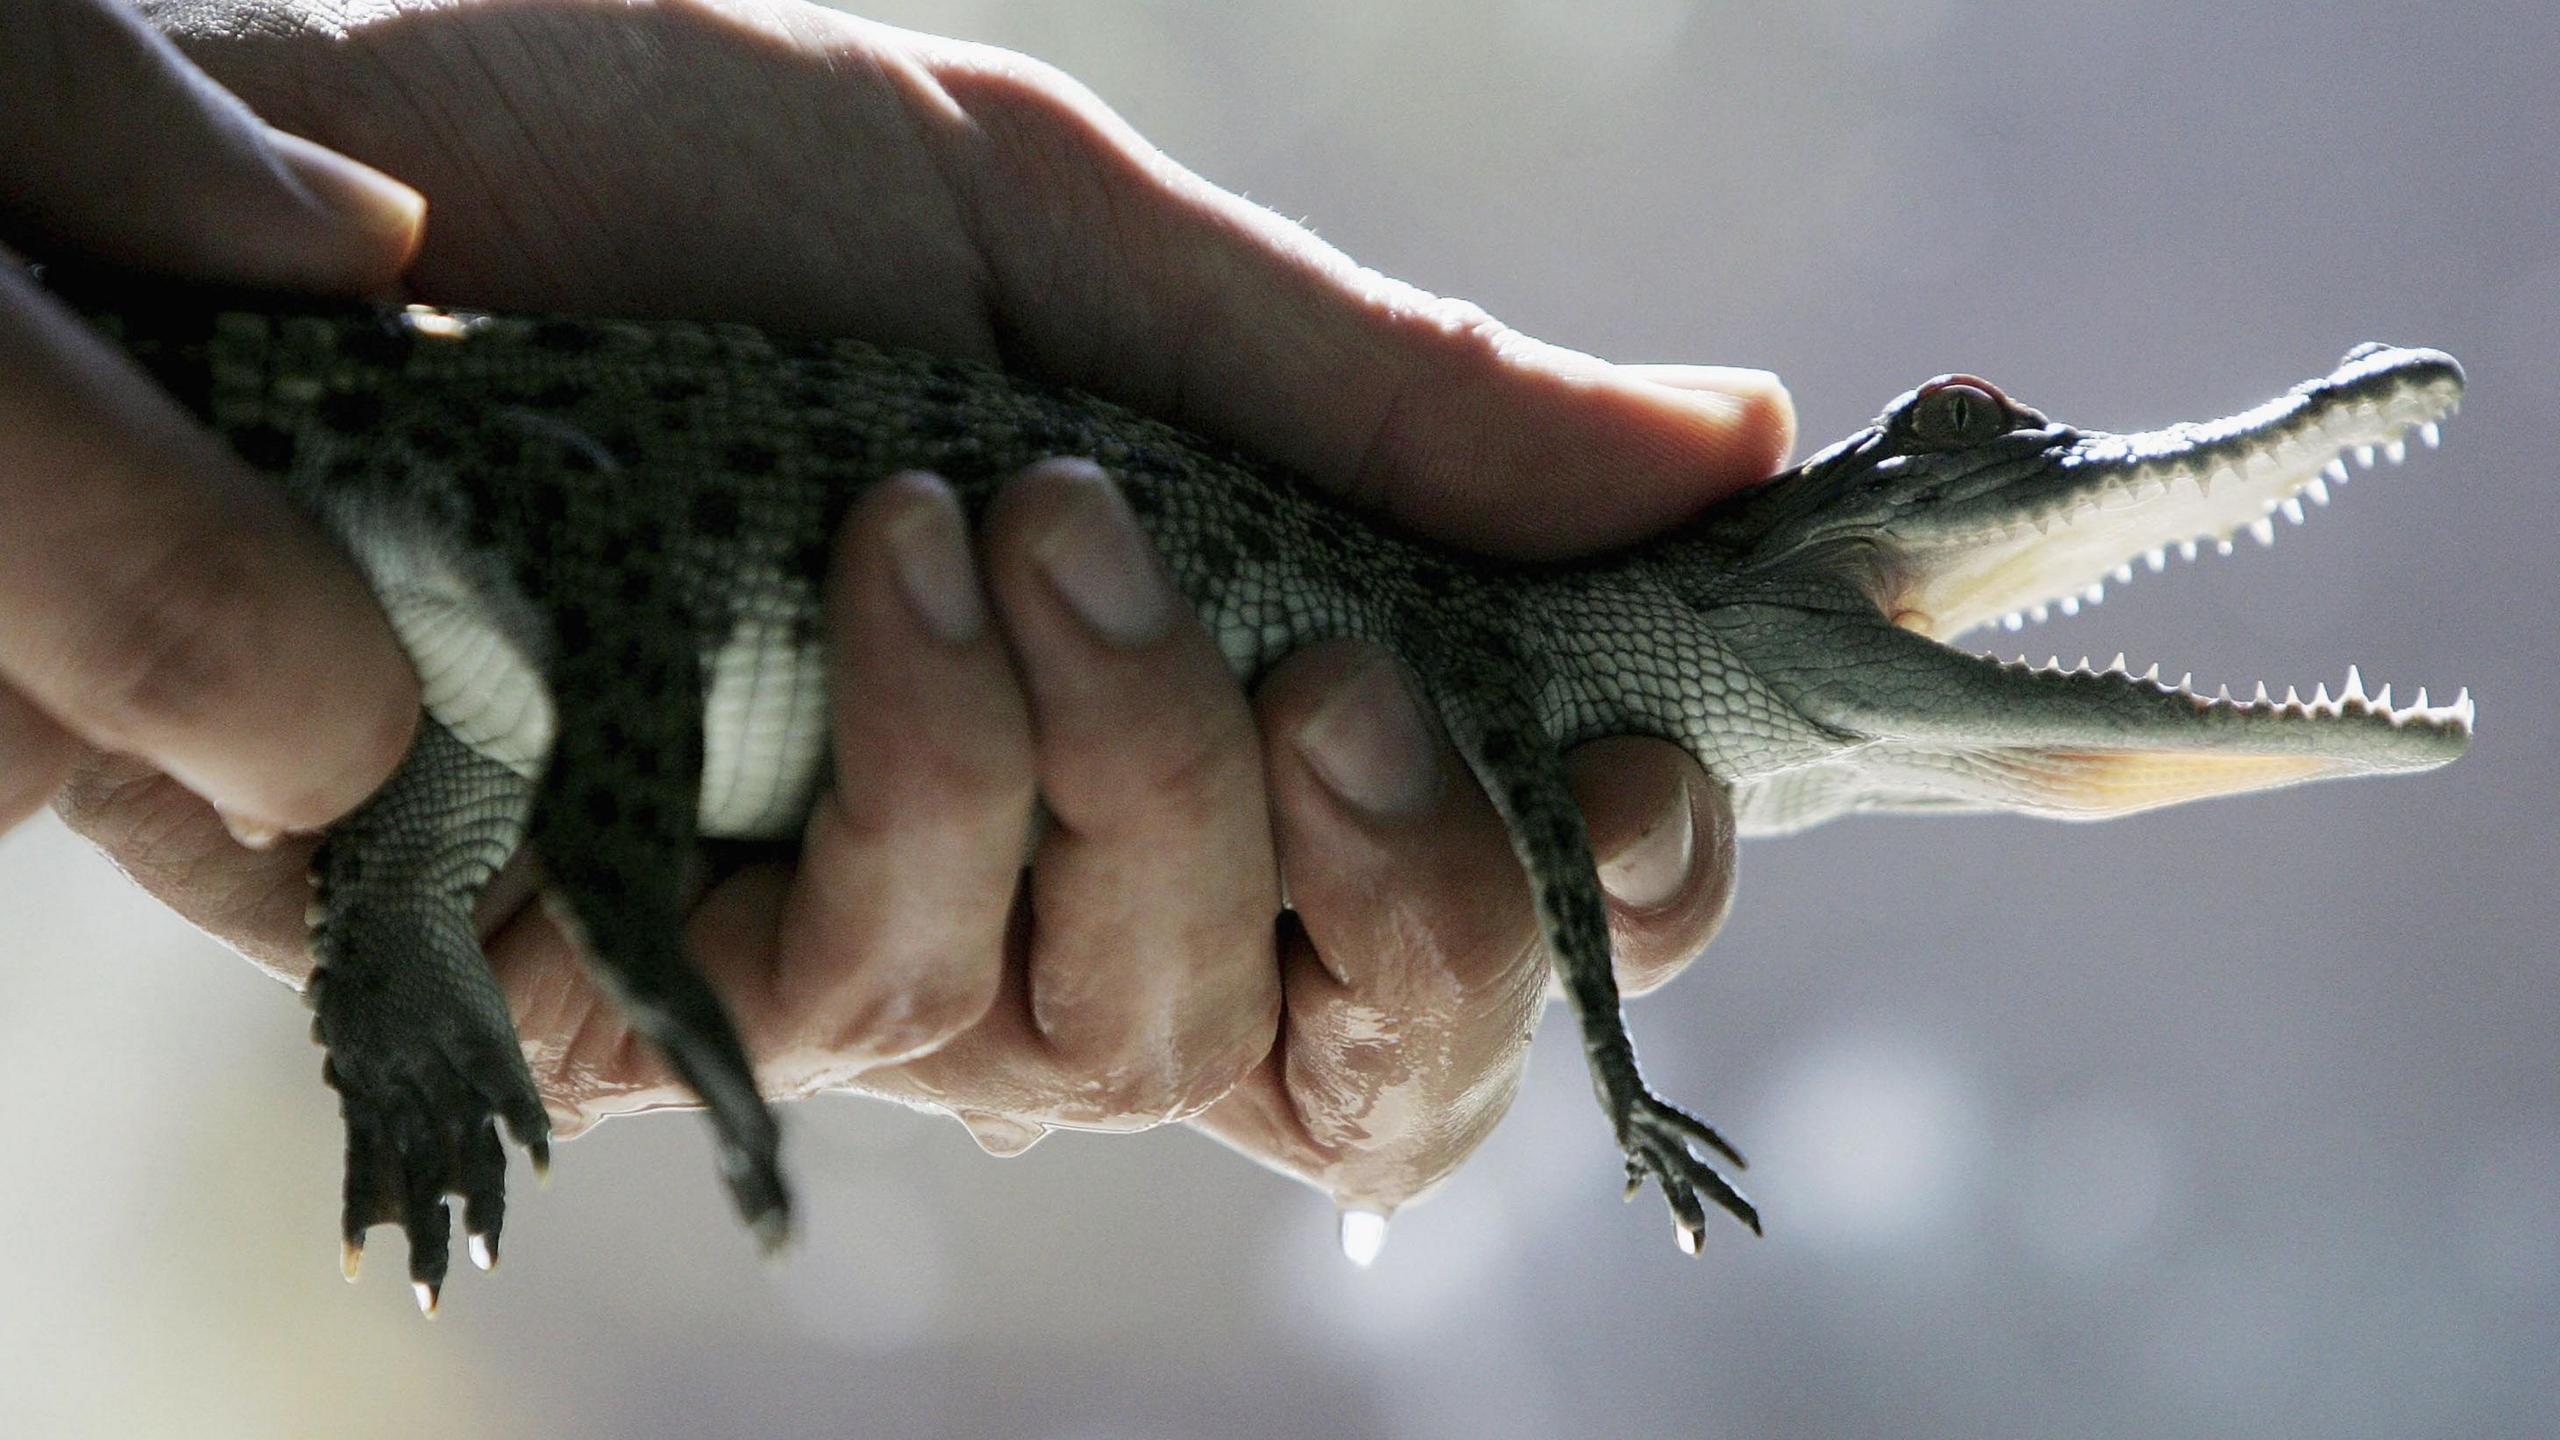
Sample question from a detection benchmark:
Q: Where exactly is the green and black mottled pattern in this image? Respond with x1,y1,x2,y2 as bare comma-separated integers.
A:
71,284,1759,1301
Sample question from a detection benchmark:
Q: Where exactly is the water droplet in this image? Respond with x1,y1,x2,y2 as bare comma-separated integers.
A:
956,1111,1047,1158
1338,1207,1390,1267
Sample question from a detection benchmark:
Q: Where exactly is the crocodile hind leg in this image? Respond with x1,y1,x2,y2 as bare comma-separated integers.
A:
524,612,791,1249
1418,638,1760,1252
309,717,550,1311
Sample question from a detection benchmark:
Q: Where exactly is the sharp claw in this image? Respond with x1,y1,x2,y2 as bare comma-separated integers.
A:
531,1140,552,1188
1618,1092,1763,1250
469,1232,498,1273
1654,1104,1749,1169
341,1240,364,1283
749,1204,794,1259
413,1281,440,1318
1695,1127,1747,1170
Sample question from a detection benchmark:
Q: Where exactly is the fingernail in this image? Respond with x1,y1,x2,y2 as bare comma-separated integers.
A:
1624,363,1788,403
1035,469,1175,647
1626,364,1796,465
1598,772,1694,911
267,127,425,251
1297,652,1442,819
884,474,984,645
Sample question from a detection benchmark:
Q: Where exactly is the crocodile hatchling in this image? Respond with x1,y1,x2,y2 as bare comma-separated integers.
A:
48,265,2473,1313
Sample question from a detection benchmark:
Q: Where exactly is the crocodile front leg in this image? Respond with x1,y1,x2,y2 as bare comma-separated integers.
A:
309,717,550,1311
1416,633,1760,1252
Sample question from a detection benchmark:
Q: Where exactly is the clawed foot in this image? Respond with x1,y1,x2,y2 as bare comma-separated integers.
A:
1615,1088,1759,1254
313,969,551,1314
630,1005,793,1254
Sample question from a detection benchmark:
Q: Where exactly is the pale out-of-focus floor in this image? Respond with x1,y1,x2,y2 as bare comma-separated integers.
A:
5,2,2554,1436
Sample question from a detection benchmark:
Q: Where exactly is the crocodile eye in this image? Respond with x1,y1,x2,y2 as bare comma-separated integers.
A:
1907,377,2012,448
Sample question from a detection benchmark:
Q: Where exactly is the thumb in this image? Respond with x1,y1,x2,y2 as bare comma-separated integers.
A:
0,0,420,291
934,59,1793,559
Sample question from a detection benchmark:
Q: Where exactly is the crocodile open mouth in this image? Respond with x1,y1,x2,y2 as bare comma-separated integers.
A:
1861,344,2473,817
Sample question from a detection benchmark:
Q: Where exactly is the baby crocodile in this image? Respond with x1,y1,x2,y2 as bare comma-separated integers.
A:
53,268,2472,1311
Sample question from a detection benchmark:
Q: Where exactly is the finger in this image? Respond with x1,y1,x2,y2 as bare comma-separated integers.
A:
963,458,1281,1124
917,57,1793,555
0,682,79,831
760,471,1032,1071
0,263,420,833
1569,736,1740,997
485,876,698,1140
1191,641,1550,1209
49,752,320,982
0,0,419,289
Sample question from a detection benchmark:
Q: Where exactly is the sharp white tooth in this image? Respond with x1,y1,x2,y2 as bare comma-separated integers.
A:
2285,685,2305,709
2141,662,2162,683
2253,681,2272,706
2355,444,2377,468
2373,682,2394,713
2384,438,2408,465
2306,476,2331,505
2145,547,2168,572
2030,604,2051,624
2419,420,2442,448
2215,537,2236,556
2179,672,2195,694
2001,612,2025,632
2324,458,2351,484
2214,684,2234,704
2113,563,2134,584
2249,518,2277,546
2413,686,2431,711
2453,688,2475,726
2083,583,2105,605
2343,663,2366,701
2060,596,2081,617
2107,652,2128,674
2179,539,2200,562
2313,682,2333,709
2281,496,2306,525
2046,655,2063,672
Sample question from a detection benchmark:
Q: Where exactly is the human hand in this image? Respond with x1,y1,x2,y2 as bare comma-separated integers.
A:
0,1,423,884
65,0,1789,1220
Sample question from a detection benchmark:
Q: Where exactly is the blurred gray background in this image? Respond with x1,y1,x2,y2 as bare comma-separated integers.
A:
3,1,2552,1436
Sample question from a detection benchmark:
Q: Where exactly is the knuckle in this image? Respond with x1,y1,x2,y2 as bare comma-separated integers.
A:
1059,1055,1203,1127
1044,991,1275,1125
1039,687,1256,837
828,969,999,1068
937,52,1118,155
837,731,1035,847
1385,292,1521,379
1131,700,1256,814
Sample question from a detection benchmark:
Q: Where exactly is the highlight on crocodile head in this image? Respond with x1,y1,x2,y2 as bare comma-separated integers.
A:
1698,344,2474,827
